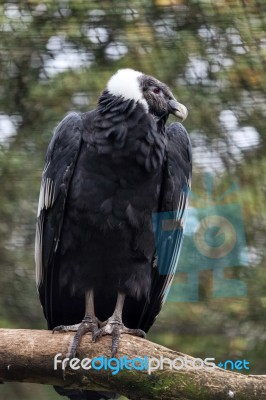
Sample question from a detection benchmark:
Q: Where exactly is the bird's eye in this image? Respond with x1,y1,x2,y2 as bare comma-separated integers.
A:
152,87,161,94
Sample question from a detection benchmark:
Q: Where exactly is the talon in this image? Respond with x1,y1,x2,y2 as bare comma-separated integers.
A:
92,329,103,342
70,317,99,357
93,317,146,357
52,315,100,357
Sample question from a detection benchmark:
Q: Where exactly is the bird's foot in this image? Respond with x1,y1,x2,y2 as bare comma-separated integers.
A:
93,317,146,357
53,315,99,358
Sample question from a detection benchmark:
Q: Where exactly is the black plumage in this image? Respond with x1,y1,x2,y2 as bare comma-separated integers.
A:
35,68,192,399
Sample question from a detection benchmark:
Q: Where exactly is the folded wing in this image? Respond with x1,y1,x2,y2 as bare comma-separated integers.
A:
35,112,83,324
137,122,192,332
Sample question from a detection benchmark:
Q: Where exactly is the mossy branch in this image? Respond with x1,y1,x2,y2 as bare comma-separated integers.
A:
0,329,265,399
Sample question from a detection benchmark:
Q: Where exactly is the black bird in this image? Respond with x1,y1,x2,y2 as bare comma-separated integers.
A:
35,68,192,396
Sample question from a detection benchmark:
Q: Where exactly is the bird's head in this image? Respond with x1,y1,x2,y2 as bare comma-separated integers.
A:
106,68,188,122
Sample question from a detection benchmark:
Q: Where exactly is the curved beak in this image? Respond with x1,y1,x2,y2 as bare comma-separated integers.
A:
168,99,188,121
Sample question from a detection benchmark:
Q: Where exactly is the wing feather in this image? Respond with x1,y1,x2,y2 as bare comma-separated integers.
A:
138,122,192,331
35,112,83,308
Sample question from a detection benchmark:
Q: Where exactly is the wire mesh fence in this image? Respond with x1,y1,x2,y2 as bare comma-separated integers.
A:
0,0,265,398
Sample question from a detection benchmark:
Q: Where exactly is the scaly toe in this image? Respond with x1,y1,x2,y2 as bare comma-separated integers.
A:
70,316,99,357
93,318,146,357
52,316,100,358
52,323,81,333
122,327,146,338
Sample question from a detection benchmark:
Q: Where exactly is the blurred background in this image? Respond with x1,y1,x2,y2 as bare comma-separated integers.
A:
0,0,265,399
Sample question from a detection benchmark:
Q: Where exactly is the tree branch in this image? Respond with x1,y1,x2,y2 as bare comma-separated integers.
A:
0,329,265,399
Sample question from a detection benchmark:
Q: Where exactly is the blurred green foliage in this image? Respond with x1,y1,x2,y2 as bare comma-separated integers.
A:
0,0,265,399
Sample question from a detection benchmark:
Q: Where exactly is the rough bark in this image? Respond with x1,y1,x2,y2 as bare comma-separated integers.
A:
0,328,265,400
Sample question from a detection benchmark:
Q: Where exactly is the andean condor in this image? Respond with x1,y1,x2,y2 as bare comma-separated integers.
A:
35,68,192,370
